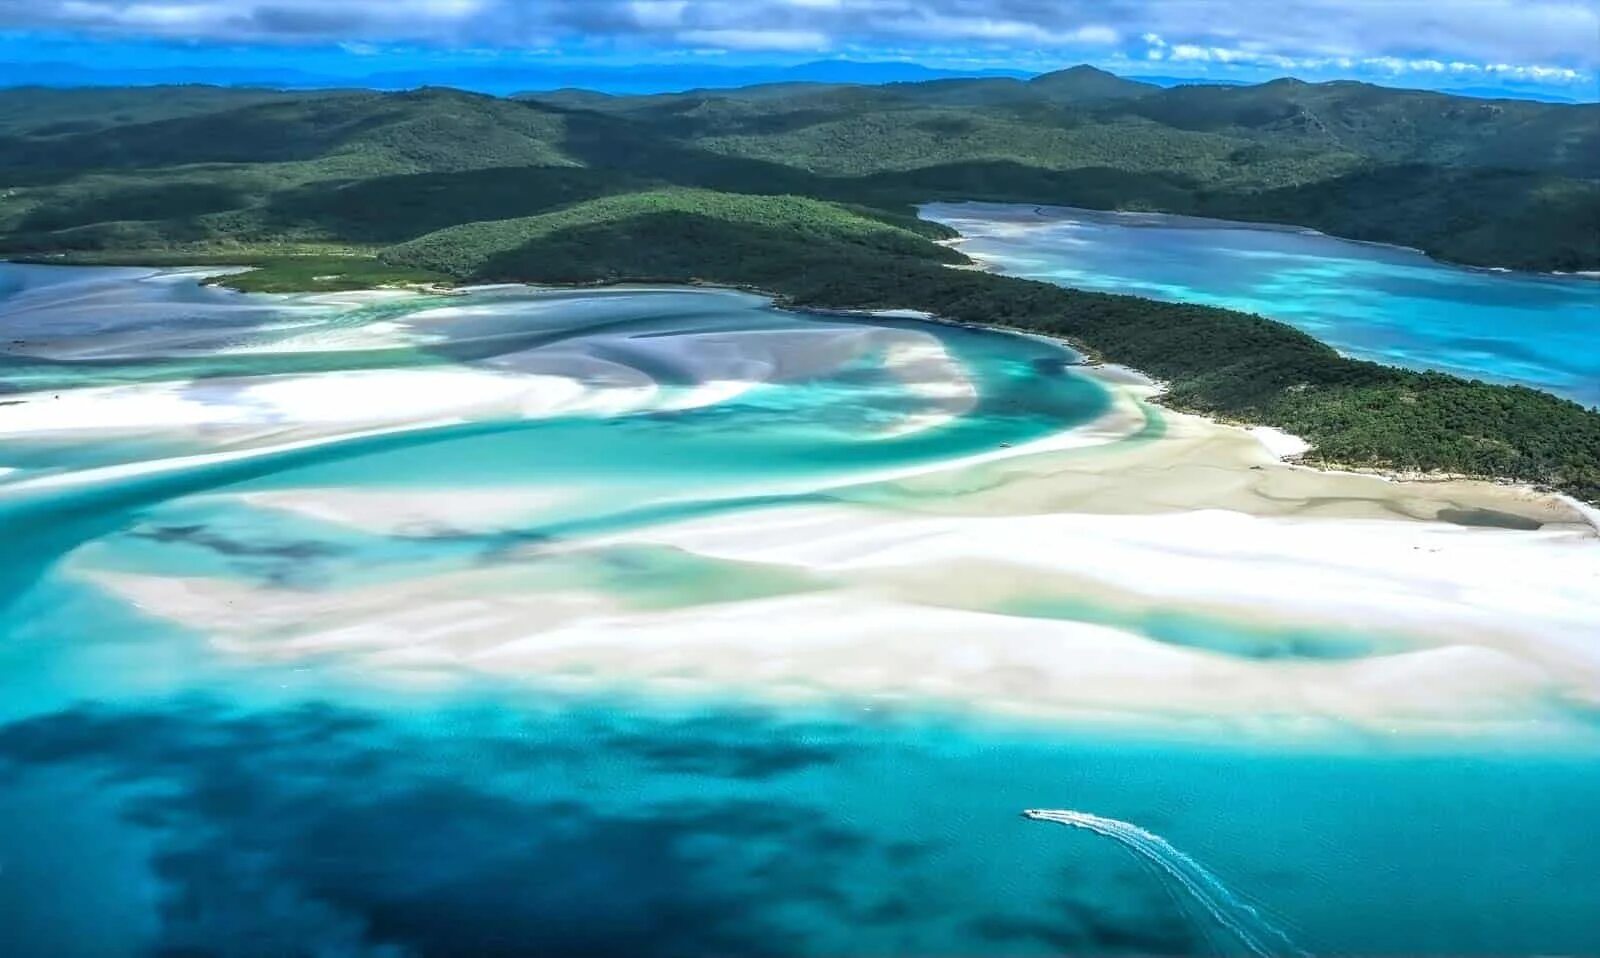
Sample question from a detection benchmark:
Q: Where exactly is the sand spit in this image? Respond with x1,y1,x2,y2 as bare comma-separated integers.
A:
0,368,652,437
84,527,1595,737
843,365,1589,532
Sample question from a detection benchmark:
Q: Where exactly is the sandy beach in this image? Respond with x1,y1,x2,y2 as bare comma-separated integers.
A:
77,360,1600,739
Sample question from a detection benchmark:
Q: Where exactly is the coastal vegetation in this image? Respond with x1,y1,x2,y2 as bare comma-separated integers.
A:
2,73,1597,499
20,248,452,292
381,189,1600,502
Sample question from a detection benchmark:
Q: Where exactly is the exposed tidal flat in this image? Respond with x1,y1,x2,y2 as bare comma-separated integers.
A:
923,202,1600,409
2,263,1599,956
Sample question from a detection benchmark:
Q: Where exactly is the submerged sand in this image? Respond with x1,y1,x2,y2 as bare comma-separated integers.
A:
78,363,1600,739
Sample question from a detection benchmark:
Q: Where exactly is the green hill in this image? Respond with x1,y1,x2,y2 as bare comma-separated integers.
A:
2,73,1595,270
0,88,588,250
1028,65,1159,102
873,66,1156,108
0,87,574,177
0,84,328,137
384,189,960,281
1122,79,1600,177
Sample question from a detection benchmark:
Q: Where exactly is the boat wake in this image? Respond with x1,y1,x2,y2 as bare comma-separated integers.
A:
1024,809,1311,958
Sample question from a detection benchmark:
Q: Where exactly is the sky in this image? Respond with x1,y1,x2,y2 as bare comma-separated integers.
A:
1,0,1597,100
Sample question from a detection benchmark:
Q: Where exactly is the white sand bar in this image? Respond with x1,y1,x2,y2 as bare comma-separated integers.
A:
83,411,1600,740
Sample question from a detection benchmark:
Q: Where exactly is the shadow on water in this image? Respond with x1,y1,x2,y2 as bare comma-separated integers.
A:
0,418,537,617
0,700,853,957
0,696,1226,958
0,414,882,619
1435,507,1544,531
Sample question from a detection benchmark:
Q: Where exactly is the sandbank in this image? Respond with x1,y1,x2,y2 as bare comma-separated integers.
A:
80,370,1600,739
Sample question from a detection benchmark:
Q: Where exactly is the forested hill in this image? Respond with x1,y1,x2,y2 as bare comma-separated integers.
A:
511,66,1600,271
0,68,1596,270
2,72,1599,500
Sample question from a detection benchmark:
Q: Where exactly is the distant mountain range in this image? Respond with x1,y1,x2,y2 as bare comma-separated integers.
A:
0,58,1588,104
1122,76,1589,103
0,59,1028,96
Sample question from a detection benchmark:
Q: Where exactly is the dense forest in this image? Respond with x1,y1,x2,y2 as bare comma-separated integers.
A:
1,71,1597,498
2,69,1596,269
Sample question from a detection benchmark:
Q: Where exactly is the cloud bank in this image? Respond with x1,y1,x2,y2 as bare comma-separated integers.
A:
1,0,1595,89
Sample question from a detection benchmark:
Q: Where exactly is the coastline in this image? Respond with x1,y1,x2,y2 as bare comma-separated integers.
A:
6,262,1596,739
5,259,1591,517
924,200,1600,282
618,274,1599,515
916,212,1600,498
900,306,1594,518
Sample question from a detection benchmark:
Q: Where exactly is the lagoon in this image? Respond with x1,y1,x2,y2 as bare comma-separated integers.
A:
923,202,1600,408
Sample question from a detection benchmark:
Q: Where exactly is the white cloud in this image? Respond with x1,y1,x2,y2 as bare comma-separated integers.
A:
630,0,688,29
676,28,829,50
904,15,1119,46
4,0,1596,86
1144,30,1592,86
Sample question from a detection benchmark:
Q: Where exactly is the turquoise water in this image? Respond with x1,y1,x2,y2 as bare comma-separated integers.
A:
924,202,1600,408
2,264,1598,957
5,686,1598,958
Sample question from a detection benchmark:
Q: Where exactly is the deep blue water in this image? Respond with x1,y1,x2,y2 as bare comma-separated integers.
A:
924,202,1600,408
4,678,1597,958
2,265,1598,957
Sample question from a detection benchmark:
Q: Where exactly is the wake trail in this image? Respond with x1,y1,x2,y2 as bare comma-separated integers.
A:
1024,809,1312,958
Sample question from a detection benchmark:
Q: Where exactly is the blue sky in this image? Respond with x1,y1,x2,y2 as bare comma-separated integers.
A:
1,0,1597,99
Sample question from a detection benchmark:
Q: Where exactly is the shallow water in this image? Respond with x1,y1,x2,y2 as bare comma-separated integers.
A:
2,264,1597,957
923,202,1600,408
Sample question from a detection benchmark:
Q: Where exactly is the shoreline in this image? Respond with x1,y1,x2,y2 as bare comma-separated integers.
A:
921,200,1600,282
82,434,1600,738
896,309,1594,521
5,259,1592,516
912,215,1600,500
